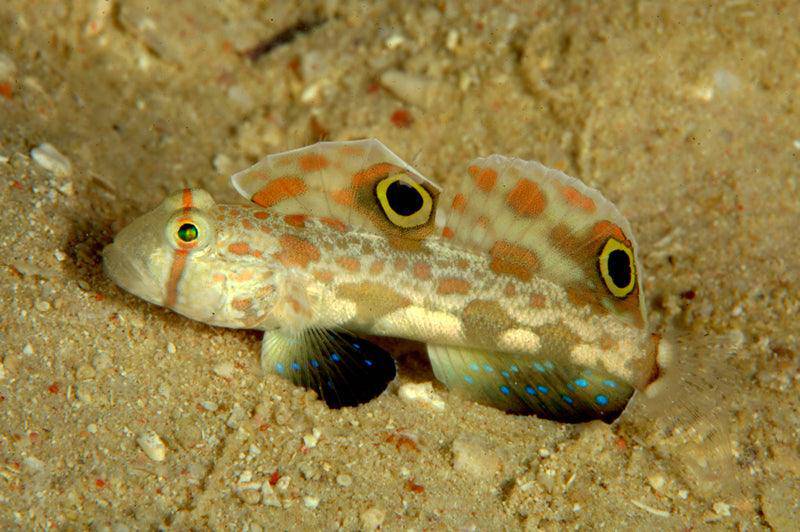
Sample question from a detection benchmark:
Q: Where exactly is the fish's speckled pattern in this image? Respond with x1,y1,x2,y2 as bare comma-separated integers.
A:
104,139,667,422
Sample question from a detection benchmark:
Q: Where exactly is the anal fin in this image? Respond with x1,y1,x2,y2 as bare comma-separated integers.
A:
427,343,634,423
262,328,397,408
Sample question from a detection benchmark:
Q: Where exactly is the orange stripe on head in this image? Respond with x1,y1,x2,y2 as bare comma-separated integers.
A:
182,188,193,213
165,249,188,308
164,189,195,307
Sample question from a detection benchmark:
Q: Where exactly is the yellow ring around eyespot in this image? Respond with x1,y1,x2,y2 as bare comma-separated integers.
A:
599,238,636,298
375,174,433,228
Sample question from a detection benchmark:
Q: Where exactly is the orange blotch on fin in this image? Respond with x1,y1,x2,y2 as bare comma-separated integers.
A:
251,177,307,208
468,165,497,192
412,262,432,280
561,185,596,213
489,241,539,282
232,298,253,311
352,163,397,186
592,220,627,243
451,193,467,212
506,178,546,217
297,153,329,172
336,257,361,272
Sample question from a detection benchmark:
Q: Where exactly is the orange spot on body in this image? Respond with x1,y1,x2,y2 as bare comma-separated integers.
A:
412,262,432,280
504,283,516,297
320,217,347,232
241,219,254,230
228,242,252,255
312,269,334,283
212,273,226,283
529,294,546,308
490,241,539,282
507,179,546,217
437,277,470,295
233,270,253,282
390,109,413,128
298,153,329,172
336,257,361,272
254,211,270,220
284,214,308,228
252,177,307,208
394,258,408,271
232,298,252,311
442,227,455,239
468,165,497,192
561,185,596,213
476,215,489,227
275,235,320,268
451,193,467,212
369,260,385,274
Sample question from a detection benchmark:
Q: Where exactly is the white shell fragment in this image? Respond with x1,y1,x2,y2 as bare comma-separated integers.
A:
31,143,72,177
137,431,167,462
398,381,445,411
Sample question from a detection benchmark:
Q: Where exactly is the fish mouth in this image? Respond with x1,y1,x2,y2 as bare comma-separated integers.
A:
102,243,164,306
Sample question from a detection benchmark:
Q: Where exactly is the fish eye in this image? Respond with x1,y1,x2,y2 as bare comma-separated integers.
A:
598,238,636,298
375,174,433,228
177,223,198,242
166,211,214,251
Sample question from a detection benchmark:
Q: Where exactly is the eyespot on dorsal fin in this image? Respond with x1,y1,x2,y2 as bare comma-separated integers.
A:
230,139,442,248
440,155,646,328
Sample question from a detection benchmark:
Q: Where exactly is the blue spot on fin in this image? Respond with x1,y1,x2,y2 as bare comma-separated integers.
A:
261,329,396,409
426,344,635,423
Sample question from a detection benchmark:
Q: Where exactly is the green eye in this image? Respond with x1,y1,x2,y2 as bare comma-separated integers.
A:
177,223,198,242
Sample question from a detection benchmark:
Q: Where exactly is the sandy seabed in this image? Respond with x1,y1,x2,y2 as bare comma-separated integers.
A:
1,1,798,530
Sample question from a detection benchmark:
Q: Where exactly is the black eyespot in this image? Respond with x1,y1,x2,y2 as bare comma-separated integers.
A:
607,249,631,288
385,179,423,216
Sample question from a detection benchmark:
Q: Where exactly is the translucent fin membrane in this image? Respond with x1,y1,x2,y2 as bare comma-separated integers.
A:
618,332,746,501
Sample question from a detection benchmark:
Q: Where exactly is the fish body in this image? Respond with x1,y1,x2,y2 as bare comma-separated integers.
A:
104,139,662,421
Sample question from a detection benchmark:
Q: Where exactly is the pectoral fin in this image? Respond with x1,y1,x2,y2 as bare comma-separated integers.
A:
261,328,397,408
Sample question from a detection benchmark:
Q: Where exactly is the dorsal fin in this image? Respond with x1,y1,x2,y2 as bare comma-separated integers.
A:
231,139,442,248
440,155,647,327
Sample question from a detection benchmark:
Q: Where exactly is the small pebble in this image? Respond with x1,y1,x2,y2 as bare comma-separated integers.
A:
647,473,666,492
336,474,352,487
87,423,98,434
237,489,261,505
200,400,218,412
35,300,51,312
452,435,503,478
713,502,731,517
166,342,176,354
0,52,16,79
226,403,246,428
53,250,67,262
213,361,235,378
31,143,72,177
303,427,321,448
385,34,406,49
261,481,280,507
303,495,319,509
137,431,167,462
23,344,34,356
398,381,445,410
275,475,291,492
0,361,5,380
380,70,441,110
360,507,386,531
